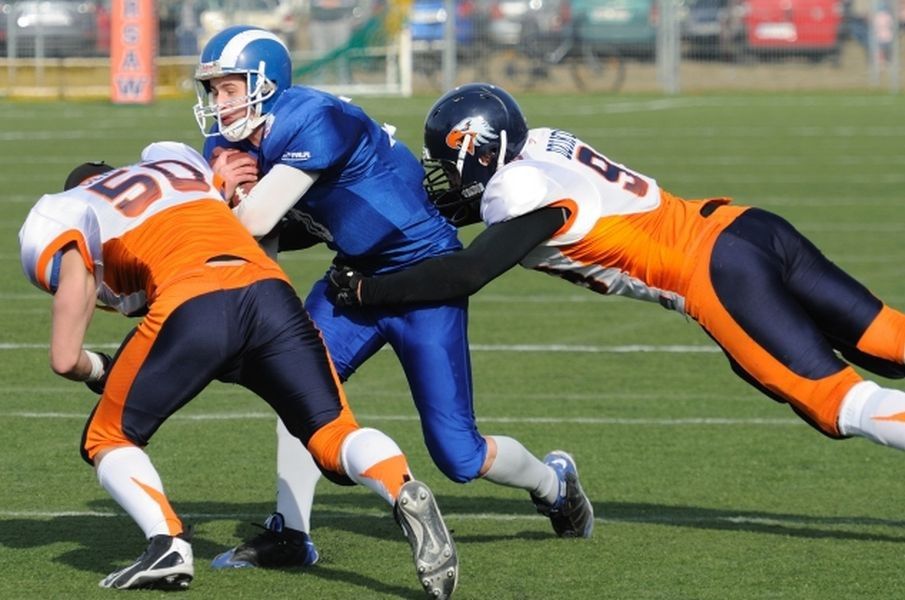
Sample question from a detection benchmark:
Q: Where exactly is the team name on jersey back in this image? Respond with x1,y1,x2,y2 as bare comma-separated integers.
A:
545,129,578,160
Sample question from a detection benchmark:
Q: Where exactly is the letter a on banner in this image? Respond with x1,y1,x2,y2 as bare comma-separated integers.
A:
110,0,156,104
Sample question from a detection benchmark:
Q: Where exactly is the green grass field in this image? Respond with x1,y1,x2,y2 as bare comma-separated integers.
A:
2,91,905,599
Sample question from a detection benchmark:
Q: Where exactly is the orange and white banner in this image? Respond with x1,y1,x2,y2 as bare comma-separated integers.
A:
110,0,156,104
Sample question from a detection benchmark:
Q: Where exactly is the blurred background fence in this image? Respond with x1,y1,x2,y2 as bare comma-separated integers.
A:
0,0,901,98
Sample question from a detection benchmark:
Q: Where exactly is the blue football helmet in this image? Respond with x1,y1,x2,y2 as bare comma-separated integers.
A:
422,83,528,226
193,26,292,142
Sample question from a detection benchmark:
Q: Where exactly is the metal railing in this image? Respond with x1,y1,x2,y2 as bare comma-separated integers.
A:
0,0,901,97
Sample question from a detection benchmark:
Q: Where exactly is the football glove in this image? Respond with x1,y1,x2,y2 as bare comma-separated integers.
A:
85,351,113,395
327,266,364,307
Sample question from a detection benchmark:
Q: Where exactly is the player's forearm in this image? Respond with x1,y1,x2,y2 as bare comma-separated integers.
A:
360,252,494,304
52,349,106,383
50,250,97,380
360,207,567,305
234,164,319,237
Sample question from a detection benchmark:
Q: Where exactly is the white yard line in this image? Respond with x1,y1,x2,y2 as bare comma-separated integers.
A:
0,510,878,529
1,411,799,426
0,341,721,352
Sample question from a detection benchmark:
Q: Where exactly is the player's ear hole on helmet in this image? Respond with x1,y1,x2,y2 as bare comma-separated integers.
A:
477,152,496,167
260,78,277,96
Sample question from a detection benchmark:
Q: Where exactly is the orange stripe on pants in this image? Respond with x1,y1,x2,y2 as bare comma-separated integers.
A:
83,321,159,462
685,253,863,438
305,358,360,475
84,263,283,463
857,304,905,364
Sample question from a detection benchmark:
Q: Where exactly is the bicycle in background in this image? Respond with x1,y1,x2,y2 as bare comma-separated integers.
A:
500,17,626,92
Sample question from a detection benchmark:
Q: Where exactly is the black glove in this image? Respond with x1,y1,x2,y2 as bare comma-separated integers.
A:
85,352,113,395
327,266,364,307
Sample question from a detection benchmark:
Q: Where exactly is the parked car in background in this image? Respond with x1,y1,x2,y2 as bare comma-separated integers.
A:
486,0,571,49
0,0,105,57
570,0,658,58
722,0,843,61
197,0,300,51
409,0,478,51
682,0,729,57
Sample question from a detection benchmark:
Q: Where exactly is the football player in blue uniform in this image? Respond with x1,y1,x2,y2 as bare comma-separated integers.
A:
191,26,594,570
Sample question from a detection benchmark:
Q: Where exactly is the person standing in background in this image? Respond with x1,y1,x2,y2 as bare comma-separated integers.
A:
307,0,359,83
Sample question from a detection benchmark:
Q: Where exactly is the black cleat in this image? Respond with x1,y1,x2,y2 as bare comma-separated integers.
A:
99,533,194,590
211,512,318,569
531,450,594,538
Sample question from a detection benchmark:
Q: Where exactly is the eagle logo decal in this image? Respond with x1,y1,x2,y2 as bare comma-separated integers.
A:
445,116,499,155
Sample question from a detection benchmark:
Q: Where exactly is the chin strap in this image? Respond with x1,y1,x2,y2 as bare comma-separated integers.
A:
455,133,472,176
455,128,509,176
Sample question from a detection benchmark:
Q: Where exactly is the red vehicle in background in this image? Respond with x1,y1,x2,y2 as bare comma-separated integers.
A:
722,0,844,61
96,1,111,55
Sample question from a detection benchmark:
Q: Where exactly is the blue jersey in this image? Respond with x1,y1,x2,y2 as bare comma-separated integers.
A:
202,87,461,275
203,88,486,484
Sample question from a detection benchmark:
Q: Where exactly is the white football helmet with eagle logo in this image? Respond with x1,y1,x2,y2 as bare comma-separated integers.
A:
422,83,528,226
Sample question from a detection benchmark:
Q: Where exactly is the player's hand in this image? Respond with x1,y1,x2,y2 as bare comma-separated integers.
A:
210,148,258,206
85,352,113,395
327,266,364,307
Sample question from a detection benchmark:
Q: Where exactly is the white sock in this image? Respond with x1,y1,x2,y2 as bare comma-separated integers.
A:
838,381,905,449
340,427,411,505
483,435,559,504
95,445,181,539
276,418,320,533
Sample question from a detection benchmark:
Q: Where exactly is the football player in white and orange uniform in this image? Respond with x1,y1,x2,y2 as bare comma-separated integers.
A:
18,142,457,599
330,83,905,460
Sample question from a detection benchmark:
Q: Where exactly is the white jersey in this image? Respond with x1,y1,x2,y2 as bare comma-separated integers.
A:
480,127,671,306
480,128,744,314
19,142,225,316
